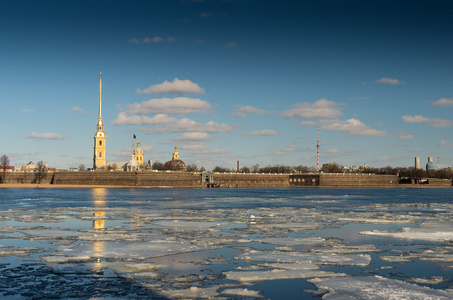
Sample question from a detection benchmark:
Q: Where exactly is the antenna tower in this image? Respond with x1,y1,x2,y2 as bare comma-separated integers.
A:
317,124,320,172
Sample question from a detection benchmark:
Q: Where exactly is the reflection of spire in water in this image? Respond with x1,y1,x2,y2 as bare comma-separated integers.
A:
92,188,107,207
94,211,105,230
91,188,107,265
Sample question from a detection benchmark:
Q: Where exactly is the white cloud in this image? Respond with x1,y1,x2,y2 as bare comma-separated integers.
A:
433,98,453,107
281,99,343,119
402,115,453,127
375,77,401,85
140,145,153,152
173,132,212,141
22,108,33,113
241,129,279,136
137,78,205,95
299,121,317,126
26,132,66,140
272,144,299,156
71,106,93,114
323,148,343,154
318,118,390,136
111,113,234,134
440,140,452,146
233,105,267,118
399,134,414,140
223,42,237,48
122,97,211,115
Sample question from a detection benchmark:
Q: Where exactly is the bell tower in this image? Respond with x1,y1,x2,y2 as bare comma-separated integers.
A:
93,72,106,170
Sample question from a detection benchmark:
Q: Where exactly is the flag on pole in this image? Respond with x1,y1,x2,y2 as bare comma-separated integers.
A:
133,133,136,139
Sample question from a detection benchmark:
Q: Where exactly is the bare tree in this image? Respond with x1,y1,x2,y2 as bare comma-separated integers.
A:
78,164,86,171
186,164,198,172
1,155,10,183
35,161,46,184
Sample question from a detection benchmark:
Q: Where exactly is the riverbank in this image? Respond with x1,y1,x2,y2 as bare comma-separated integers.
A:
1,183,451,189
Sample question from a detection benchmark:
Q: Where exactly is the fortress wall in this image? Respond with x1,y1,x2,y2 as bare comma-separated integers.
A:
212,173,290,188
52,171,198,187
289,174,320,187
3,172,448,188
1,172,54,184
427,178,452,186
319,173,398,187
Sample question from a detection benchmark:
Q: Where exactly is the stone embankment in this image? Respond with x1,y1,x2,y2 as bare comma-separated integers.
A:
0,172,451,188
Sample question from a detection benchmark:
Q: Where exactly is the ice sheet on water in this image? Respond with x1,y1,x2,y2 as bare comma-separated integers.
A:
221,288,263,297
236,251,372,266
308,276,452,299
360,221,453,242
409,276,450,284
225,269,347,282
258,262,319,270
16,228,92,238
310,244,380,254
56,239,219,260
41,255,92,263
259,236,326,246
159,286,220,299
153,220,223,229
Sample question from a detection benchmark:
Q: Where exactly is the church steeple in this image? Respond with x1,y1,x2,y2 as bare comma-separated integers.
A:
97,72,103,131
93,72,106,170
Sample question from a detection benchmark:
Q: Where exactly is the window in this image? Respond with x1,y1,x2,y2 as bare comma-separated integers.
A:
99,141,102,146
99,152,102,158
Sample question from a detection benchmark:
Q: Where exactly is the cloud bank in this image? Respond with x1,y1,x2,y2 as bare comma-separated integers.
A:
122,97,211,115
402,115,453,127
137,79,205,95
281,99,343,119
27,132,66,140
375,77,401,85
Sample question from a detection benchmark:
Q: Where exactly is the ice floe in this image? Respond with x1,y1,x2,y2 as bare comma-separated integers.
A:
308,276,452,299
225,269,347,282
236,251,372,266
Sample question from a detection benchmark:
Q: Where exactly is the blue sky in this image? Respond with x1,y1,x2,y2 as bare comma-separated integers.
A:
1,0,453,170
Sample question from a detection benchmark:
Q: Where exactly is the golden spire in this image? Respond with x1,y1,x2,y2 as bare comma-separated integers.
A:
99,72,102,120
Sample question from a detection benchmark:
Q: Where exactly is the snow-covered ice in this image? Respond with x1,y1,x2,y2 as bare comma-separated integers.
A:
308,276,453,299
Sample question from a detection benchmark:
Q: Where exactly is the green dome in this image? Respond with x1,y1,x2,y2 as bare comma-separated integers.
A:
426,161,435,170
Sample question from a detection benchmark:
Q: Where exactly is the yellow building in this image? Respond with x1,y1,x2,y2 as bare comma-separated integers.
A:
134,140,144,166
93,73,106,170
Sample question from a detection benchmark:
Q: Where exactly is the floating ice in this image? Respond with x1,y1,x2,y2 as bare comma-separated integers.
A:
310,244,379,254
56,239,219,260
220,288,262,297
236,251,372,266
379,255,413,263
259,236,326,246
225,269,347,282
258,262,319,270
153,220,223,229
41,255,92,263
360,225,453,242
308,276,452,299
410,276,450,284
159,286,219,299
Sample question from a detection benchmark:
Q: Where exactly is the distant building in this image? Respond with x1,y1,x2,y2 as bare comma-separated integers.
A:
426,157,435,171
0,166,14,172
164,146,187,171
415,157,420,169
19,162,38,172
134,140,144,166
